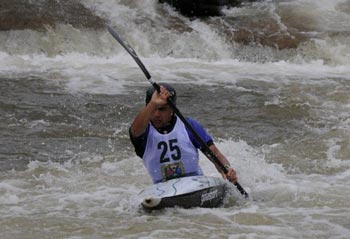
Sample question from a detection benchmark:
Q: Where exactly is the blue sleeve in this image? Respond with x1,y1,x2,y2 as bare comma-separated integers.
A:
129,125,149,158
185,117,213,150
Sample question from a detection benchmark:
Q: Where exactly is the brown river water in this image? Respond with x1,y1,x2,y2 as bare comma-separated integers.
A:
1,0,350,238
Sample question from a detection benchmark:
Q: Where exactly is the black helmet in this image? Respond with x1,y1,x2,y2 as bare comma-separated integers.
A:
145,83,176,105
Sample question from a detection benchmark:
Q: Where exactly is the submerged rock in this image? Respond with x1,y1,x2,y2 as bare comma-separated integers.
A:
207,14,308,50
0,0,105,31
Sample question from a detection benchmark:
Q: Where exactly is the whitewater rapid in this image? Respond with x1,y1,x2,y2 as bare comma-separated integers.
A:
1,0,350,238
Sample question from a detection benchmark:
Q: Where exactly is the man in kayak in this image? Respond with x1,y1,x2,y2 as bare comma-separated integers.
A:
129,83,237,184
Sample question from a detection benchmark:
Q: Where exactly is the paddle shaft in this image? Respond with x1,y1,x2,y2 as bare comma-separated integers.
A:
107,26,249,198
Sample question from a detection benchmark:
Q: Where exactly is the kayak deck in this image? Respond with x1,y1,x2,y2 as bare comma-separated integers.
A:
138,176,227,210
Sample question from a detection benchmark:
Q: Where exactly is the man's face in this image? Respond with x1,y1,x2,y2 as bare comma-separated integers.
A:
150,104,173,129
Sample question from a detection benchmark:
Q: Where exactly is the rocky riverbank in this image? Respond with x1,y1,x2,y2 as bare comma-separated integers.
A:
0,0,105,31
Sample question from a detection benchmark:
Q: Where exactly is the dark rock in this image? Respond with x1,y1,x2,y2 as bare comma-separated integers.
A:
159,0,246,17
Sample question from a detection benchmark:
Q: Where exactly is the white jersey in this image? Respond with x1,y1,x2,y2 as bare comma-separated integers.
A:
142,118,203,183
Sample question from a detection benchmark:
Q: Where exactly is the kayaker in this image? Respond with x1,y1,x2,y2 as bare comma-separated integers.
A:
129,83,237,184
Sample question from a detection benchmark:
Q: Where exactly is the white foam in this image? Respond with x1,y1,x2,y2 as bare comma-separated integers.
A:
0,182,23,205
1,50,349,97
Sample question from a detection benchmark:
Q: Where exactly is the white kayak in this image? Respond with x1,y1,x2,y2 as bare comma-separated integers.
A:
137,175,227,210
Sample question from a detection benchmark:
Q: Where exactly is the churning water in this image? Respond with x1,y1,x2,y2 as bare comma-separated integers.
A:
1,0,350,238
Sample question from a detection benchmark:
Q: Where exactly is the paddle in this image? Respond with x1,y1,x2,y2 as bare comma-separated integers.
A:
107,25,249,198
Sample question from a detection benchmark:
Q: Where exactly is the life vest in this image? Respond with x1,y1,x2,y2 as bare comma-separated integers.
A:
142,119,203,183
